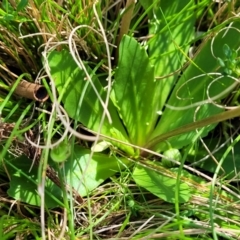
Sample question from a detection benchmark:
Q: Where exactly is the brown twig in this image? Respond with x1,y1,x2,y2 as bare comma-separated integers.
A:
12,80,49,102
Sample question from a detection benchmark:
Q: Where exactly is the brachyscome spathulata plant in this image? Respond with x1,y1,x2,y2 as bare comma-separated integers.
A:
4,0,240,208
46,1,240,205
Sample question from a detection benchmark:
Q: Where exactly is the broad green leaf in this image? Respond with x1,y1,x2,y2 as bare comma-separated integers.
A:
48,50,134,155
133,163,190,203
61,146,131,196
5,154,63,208
151,21,240,151
147,0,195,111
114,35,158,147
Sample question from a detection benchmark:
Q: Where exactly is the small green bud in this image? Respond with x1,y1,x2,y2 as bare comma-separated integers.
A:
50,140,71,163
162,148,182,168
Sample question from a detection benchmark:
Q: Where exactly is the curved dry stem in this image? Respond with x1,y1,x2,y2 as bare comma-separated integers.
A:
166,73,239,111
210,26,240,59
68,24,112,124
25,103,71,149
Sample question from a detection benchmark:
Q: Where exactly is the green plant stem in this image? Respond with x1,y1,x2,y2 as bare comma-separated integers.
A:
0,73,29,113
146,106,240,151
54,163,75,239
0,82,10,91
0,102,34,160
